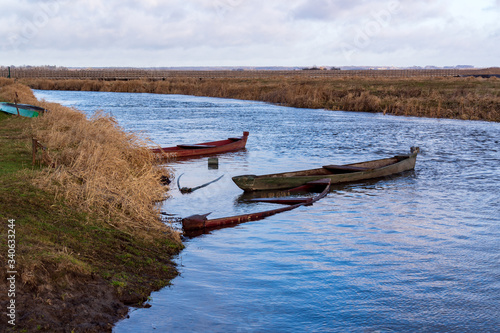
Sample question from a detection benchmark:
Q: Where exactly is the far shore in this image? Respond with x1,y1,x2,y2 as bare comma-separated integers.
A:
21,74,500,122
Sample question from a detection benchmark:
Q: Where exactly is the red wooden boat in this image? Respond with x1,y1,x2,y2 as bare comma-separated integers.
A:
151,131,249,158
182,178,330,231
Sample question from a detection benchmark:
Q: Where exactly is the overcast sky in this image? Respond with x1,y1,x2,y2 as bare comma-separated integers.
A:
1,0,498,68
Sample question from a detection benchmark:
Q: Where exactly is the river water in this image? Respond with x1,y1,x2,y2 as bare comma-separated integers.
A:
34,90,500,332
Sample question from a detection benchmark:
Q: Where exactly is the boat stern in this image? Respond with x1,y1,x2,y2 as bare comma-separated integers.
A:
232,175,256,191
394,146,420,171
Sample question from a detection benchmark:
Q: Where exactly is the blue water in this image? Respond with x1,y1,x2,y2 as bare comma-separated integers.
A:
34,90,500,332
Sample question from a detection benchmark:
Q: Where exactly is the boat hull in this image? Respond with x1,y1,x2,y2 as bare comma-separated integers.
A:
182,179,331,231
151,131,249,158
0,102,45,118
232,148,419,191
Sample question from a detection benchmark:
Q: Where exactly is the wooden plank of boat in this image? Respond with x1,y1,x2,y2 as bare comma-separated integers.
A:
322,165,369,172
176,144,218,149
287,178,336,193
248,198,312,205
151,131,249,158
181,179,330,231
248,178,332,204
232,147,420,192
0,102,46,118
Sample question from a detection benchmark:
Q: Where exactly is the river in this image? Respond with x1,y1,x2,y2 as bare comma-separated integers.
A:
34,90,500,332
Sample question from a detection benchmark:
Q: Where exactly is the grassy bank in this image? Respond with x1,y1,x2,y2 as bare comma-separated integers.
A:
23,75,500,122
0,82,183,332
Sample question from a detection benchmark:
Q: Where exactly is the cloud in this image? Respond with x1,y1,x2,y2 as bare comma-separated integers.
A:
291,0,359,20
8,0,290,50
0,0,498,67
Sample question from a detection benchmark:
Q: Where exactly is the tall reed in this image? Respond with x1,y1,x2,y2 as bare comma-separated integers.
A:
0,78,39,104
23,76,500,122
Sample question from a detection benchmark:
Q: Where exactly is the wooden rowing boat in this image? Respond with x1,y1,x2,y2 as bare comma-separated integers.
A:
0,102,46,118
232,147,420,191
182,178,330,231
151,131,249,158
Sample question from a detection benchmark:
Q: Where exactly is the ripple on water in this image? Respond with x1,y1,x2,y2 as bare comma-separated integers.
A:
33,90,500,333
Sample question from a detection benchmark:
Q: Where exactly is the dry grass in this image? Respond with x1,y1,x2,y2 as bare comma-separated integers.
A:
0,79,178,238
23,75,500,122
31,104,176,236
0,78,39,104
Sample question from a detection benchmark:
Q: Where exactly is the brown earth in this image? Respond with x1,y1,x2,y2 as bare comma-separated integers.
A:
1,275,128,332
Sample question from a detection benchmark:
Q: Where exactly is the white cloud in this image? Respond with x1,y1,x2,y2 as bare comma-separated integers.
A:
0,0,497,67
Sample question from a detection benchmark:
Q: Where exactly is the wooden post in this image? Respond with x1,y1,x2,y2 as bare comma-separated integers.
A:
32,138,37,165
208,157,219,169
14,92,20,116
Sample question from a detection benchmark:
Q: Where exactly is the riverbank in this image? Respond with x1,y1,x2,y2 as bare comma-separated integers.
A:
22,75,500,122
0,81,183,332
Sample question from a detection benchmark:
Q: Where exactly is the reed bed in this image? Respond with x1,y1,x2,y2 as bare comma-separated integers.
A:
0,77,39,104
23,75,500,122
0,79,178,239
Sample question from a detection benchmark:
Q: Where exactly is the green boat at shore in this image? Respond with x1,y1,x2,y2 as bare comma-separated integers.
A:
0,102,46,118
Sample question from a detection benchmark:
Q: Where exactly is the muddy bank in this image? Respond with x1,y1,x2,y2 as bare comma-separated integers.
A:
1,275,127,332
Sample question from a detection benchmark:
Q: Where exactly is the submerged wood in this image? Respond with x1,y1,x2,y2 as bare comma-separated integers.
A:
177,173,224,194
248,179,333,204
232,147,420,191
182,179,330,231
151,131,249,159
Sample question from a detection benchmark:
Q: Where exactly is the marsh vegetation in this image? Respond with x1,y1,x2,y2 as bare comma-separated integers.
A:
23,75,500,122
